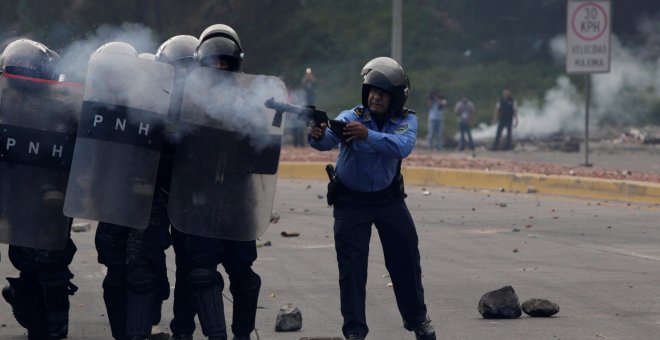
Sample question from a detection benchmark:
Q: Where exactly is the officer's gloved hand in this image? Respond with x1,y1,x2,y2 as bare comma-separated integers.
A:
308,120,327,140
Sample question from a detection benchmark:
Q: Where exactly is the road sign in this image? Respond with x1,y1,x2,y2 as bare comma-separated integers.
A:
566,0,611,74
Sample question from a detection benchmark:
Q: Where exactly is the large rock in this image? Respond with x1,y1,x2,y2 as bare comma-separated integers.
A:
275,303,303,332
478,286,522,319
522,298,560,317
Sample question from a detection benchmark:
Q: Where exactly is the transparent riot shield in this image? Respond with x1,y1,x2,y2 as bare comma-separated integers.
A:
168,68,287,240
0,75,83,249
63,53,174,229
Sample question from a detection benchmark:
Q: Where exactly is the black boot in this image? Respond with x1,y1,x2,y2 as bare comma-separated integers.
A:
189,268,227,339
102,273,128,340
42,281,78,339
228,272,260,339
405,318,436,340
2,282,27,328
4,277,48,338
126,270,158,338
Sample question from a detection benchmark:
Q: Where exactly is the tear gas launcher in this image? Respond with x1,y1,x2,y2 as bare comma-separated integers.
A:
264,98,348,142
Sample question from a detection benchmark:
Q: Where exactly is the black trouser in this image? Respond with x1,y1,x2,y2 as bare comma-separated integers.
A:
95,189,171,339
182,233,261,338
7,229,77,339
493,120,513,150
333,195,428,338
169,227,196,336
458,120,474,150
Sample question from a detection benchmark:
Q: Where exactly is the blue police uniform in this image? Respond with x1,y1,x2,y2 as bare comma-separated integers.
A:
309,105,428,338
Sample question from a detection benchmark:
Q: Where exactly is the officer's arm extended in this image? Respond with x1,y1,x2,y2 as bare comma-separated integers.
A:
352,113,417,159
308,110,352,150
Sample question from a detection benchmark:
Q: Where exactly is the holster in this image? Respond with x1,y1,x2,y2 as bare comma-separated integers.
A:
327,179,339,206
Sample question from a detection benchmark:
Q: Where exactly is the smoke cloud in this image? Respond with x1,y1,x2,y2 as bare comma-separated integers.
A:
53,23,288,149
182,68,288,150
473,17,660,141
57,23,158,82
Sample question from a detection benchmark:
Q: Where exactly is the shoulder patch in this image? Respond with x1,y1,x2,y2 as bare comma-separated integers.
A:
353,107,364,117
402,108,416,116
394,123,409,134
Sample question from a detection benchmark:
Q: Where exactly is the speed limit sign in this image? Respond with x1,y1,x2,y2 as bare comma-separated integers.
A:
566,0,611,74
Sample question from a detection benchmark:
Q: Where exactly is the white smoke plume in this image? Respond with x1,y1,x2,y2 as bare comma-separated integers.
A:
57,23,158,82
54,23,288,148
473,19,660,141
183,68,288,150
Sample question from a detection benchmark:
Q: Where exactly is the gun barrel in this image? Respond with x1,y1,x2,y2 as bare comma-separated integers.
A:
264,98,313,117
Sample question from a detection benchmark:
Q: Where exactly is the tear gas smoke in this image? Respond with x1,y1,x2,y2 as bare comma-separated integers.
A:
57,23,158,82
53,23,287,149
182,69,288,150
472,20,660,141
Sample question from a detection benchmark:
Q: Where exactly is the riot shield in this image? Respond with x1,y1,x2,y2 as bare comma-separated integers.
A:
0,74,83,250
168,68,287,240
63,53,174,229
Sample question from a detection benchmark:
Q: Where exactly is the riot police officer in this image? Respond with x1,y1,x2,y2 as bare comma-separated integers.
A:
91,41,172,340
0,39,79,340
176,24,262,340
308,57,436,340
153,34,201,340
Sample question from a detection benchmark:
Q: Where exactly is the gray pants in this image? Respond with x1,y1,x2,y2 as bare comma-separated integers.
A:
426,119,443,150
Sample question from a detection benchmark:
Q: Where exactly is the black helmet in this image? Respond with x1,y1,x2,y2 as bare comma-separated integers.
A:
92,41,138,58
195,24,243,71
0,39,60,80
156,35,199,64
360,57,410,115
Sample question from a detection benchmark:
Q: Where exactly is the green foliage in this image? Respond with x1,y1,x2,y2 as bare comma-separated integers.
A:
0,0,658,129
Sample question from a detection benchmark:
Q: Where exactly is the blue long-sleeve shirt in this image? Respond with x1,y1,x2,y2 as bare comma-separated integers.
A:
309,105,417,192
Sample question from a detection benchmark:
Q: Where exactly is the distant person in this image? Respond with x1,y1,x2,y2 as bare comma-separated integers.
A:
290,68,317,147
491,88,518,151
454,94,475,150
426,90,447,150
301,67,316,106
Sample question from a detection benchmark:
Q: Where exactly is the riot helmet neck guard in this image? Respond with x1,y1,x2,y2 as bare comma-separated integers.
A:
360,57,409,115
0,39,60,81
195,24,243,72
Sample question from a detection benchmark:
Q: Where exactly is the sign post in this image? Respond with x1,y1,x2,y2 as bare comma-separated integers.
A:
566,0,611,166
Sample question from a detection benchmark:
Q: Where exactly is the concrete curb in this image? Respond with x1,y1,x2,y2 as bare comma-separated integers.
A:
278,162,660,204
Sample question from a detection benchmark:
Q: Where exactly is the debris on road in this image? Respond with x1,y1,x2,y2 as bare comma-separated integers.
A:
257,241,272,248
281,231,300,237
478,286,522,319
270,211,281,224
275,303,303,332
521,298,560,317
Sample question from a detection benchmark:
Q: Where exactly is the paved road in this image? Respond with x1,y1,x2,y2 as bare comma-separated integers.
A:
1,179,659,339
436,143,660,174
